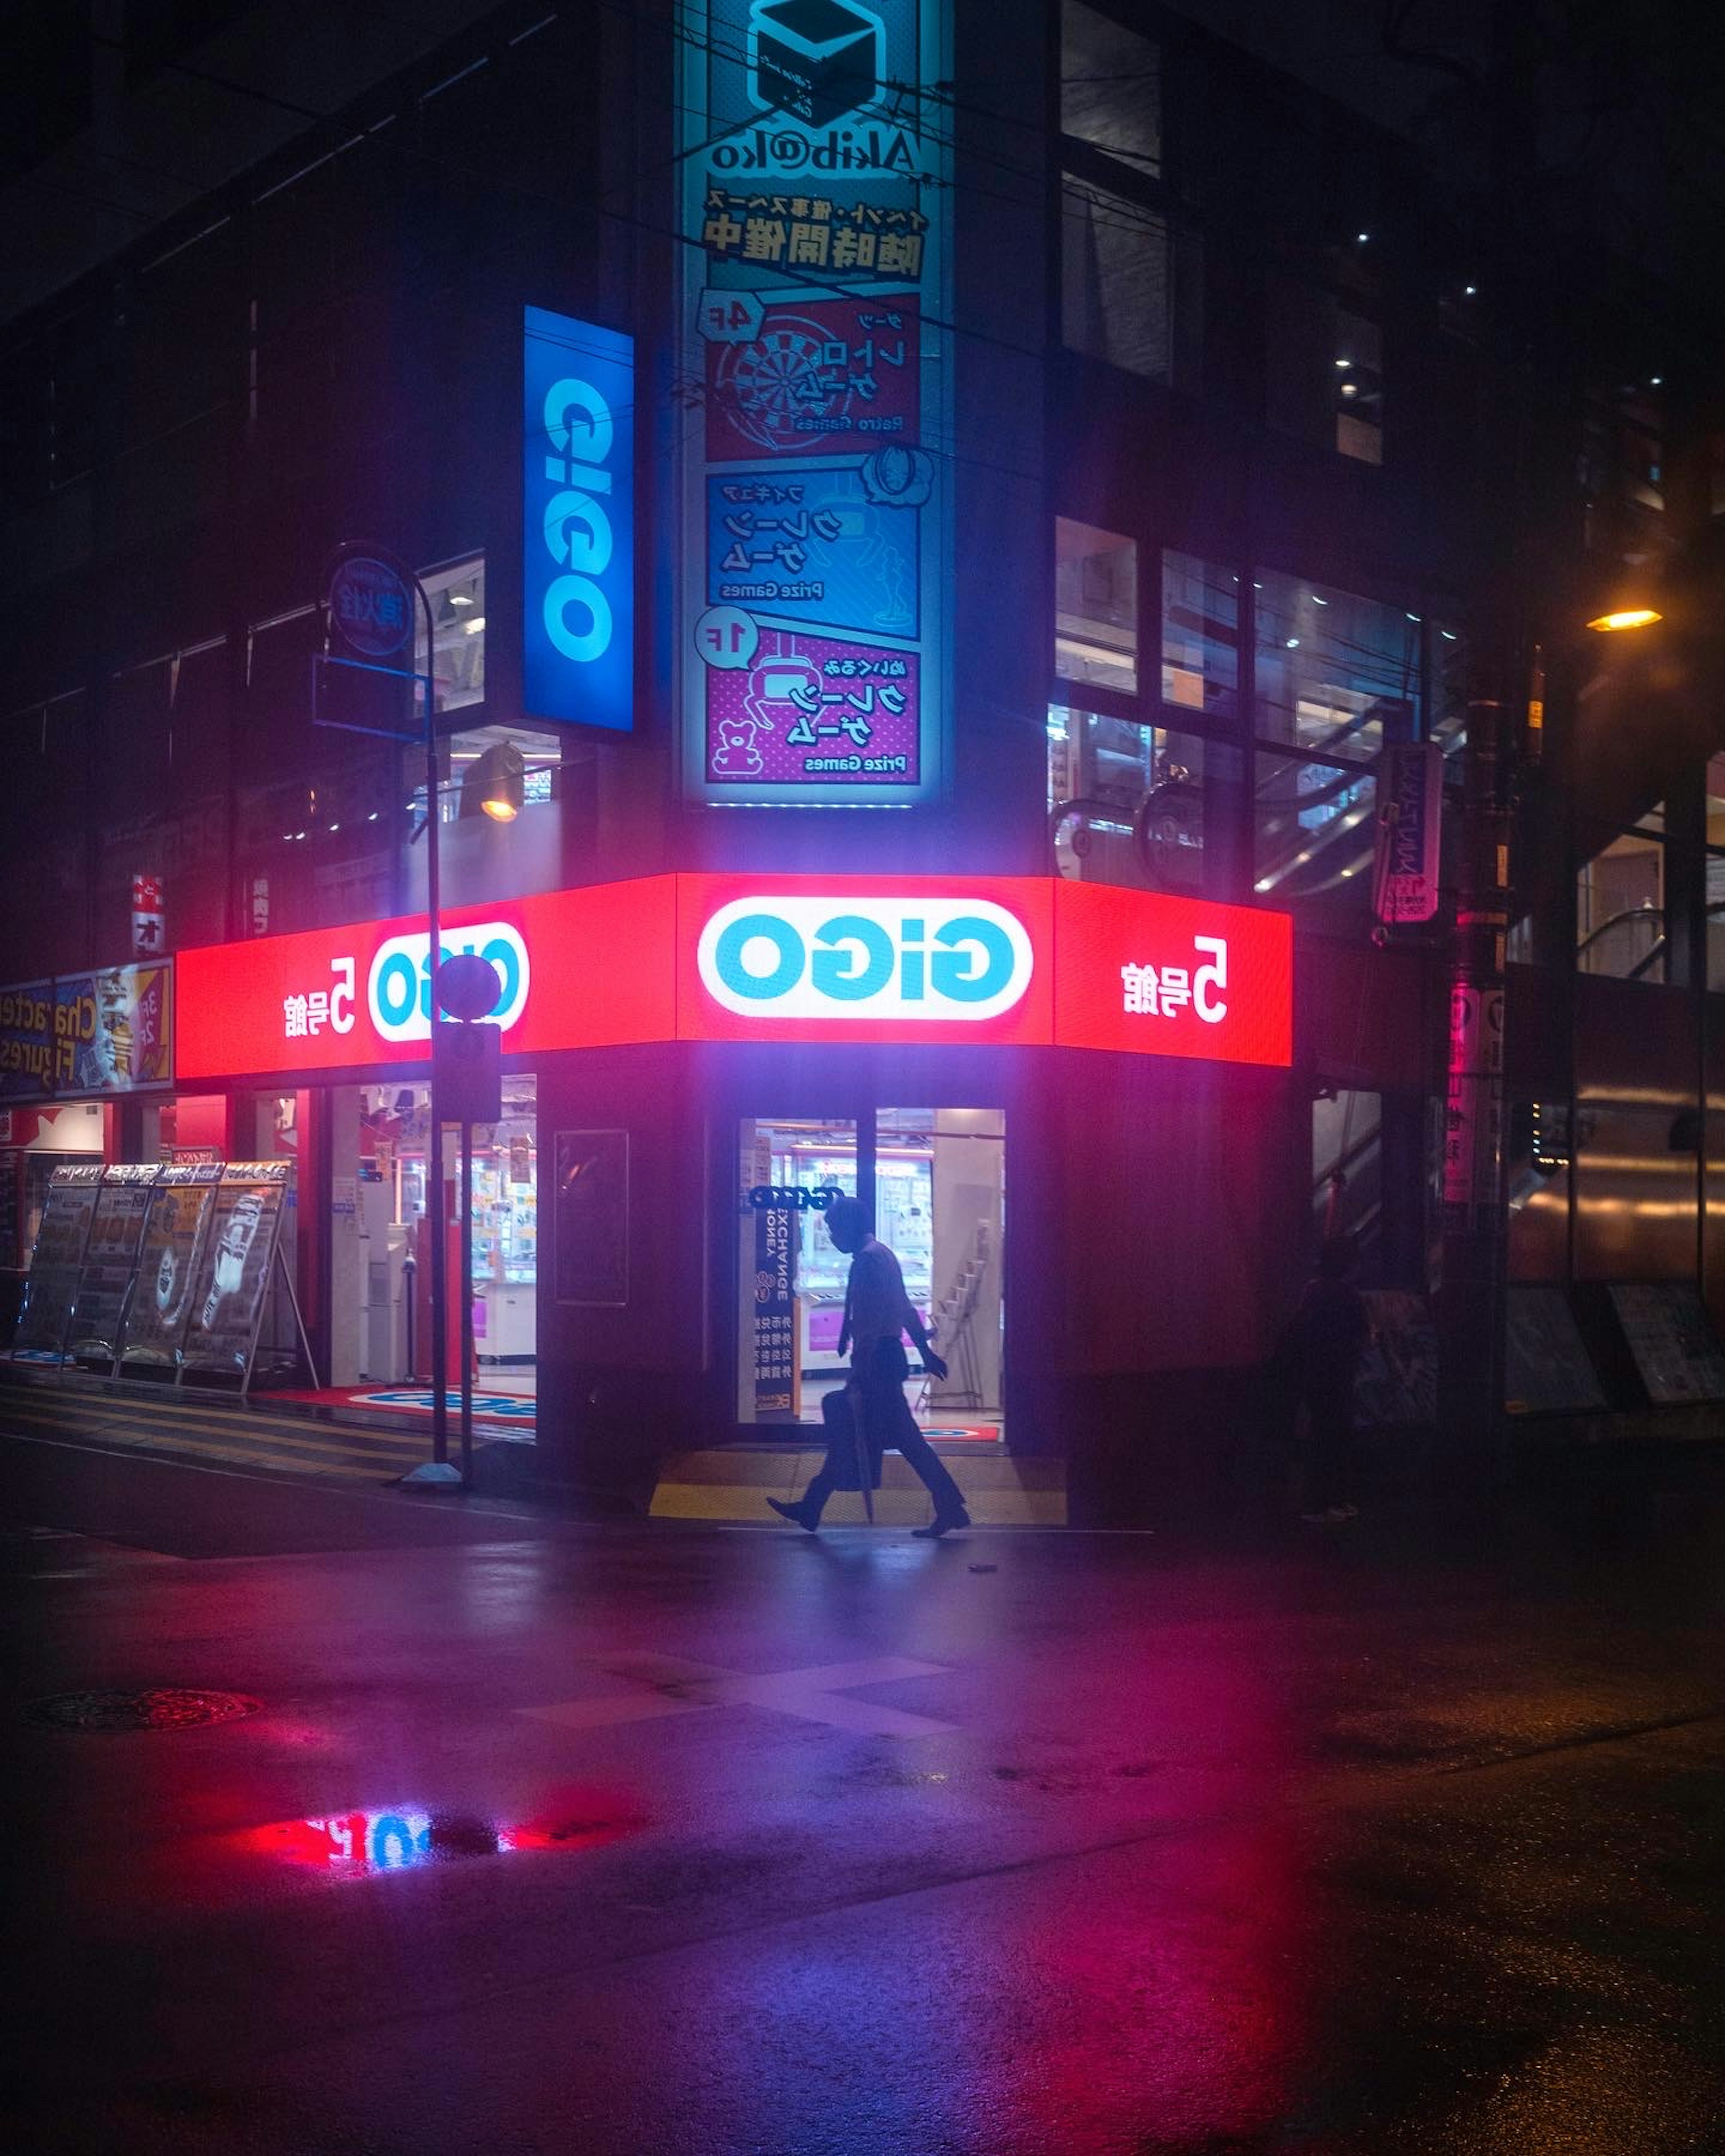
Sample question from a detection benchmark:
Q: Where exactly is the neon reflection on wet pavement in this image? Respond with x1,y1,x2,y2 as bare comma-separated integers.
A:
236,1800,641,1874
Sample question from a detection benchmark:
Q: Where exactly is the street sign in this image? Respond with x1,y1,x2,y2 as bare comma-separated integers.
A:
327,554,414,660
1373,742,1443,925
436,952,504,1023
433,1020,502,1123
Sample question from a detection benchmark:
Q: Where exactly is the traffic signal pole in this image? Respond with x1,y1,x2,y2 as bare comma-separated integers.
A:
1438,689,1513,1496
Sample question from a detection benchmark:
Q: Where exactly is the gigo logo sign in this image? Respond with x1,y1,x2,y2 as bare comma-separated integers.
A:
697,896,1033,1022
523,308,635,733
367,924,531,1043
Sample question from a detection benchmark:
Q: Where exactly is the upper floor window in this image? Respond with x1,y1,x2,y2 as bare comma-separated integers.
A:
1054,518,1137,693
416,556,486,717
1267,278,1384,465
1579,385,1666,559
1061,181,1172,382
1161,550,1238,720
1059,2,1180,385
1061,0,1161,179
1577,805,1666,983
1254,570,1418,760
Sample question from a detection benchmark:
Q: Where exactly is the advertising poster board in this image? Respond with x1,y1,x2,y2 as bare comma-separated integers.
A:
12,1162,105,1356
553,1131,629,1306
118,1163,222,1368
1608,1283,1725,1405
1355,1291,1438,1427
1503,1285,1608,1415
180,1162,291,1377
0,966,172,1103
752,1197,797,1417
0,981,56,1101
66,1164,160,1362
54,964,173,1094
677,0,952,806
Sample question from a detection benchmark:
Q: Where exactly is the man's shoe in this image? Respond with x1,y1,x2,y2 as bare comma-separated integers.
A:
767,1497,819,1533
913,1507,970,1539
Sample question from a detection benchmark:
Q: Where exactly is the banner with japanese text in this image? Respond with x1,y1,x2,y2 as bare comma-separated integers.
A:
677,0,951,804
0,964,172,1102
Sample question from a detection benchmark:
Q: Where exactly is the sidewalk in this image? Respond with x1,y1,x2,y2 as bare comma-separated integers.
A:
0,1365,445,1486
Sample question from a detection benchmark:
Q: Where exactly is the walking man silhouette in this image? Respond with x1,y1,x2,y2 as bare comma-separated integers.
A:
770,1194,972,1537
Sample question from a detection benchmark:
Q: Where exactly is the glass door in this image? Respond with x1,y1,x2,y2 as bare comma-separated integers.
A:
735,1107,1004,1439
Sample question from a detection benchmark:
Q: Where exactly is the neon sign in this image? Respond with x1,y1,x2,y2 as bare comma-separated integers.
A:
677,0,951,805
367,923,530,1043
522,307,635,732
177,876,1292,1074
696,894,1033,1021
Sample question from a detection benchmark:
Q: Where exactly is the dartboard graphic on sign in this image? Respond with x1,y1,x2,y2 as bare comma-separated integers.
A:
707,297,920,459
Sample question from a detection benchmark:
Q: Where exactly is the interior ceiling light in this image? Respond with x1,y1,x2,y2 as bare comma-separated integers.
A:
449,592,474,606
464,615,486,635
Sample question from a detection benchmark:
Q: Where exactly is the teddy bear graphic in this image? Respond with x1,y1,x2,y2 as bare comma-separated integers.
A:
710,714,765,777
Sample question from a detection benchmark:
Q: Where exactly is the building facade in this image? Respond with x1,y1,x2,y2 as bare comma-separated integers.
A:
4,1,1724,1516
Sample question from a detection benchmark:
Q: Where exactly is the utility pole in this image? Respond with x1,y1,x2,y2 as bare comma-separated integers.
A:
1437,688,1513,1489
1434,0,1540,1505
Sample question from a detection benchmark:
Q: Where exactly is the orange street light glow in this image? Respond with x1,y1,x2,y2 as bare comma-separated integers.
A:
1586,608,1663,632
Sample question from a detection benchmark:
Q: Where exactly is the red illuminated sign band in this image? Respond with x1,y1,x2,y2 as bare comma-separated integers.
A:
175,876,1291,1080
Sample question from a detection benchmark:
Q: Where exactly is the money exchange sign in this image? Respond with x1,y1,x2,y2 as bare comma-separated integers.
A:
678,0,950,805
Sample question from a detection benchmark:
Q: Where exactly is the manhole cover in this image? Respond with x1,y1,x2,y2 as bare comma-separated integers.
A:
27,1688,262,1732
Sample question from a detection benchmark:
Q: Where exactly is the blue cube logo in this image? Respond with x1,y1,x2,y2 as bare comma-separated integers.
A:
749,0,882,128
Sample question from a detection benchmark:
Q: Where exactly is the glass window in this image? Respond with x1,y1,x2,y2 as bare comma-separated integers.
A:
1577,821,1665,981
1049,704,1213,893
1431,623,1466,758
1333,309,1383,463
1268,283,1384,464
1161,550,1238,719
1254,750,1375,904
1507,1099,1572,1281
1254,570,1418,761
1313,1089,1381,1272
1061,0,1161,179
737,1117,858,1423
1706,755,1725,990
1054,518,1137,691
415,556,486,716
1061,176,1171,381
1706,753,1725,844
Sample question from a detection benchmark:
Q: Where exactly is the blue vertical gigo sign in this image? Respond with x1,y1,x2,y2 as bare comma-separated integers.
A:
523,307,635,731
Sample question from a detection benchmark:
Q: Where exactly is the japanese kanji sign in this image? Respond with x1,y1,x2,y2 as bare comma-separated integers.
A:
678,0,950,804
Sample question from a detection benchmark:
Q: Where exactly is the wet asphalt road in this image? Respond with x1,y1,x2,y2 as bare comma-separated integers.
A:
2,1432,1725,2154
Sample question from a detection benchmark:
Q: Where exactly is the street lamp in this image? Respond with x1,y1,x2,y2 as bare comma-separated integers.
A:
460,738,526,823
1586,607,1663,632
318,542,456,1486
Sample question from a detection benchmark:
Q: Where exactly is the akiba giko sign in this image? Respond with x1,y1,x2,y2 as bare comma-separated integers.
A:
677,1,951,807
522,308,635,732
177,878,1290,1078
